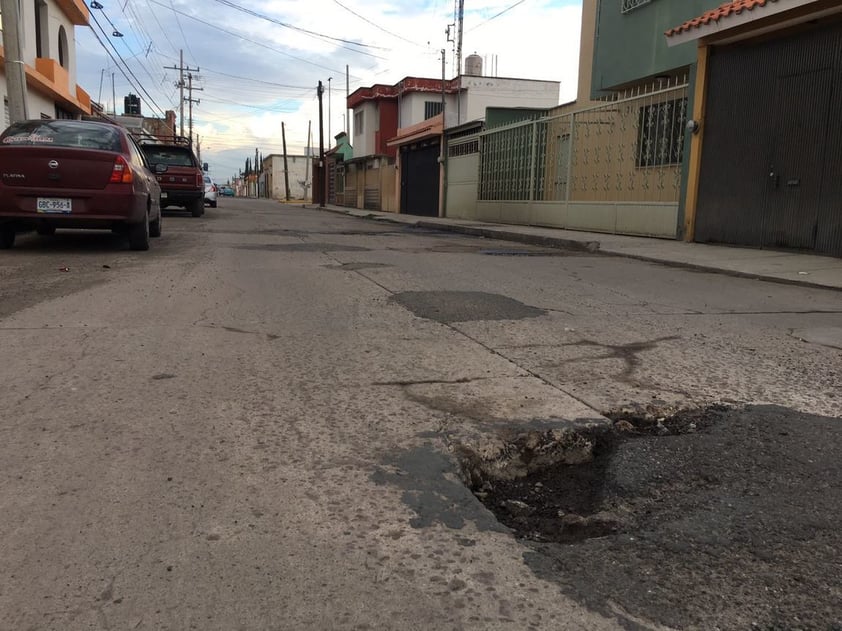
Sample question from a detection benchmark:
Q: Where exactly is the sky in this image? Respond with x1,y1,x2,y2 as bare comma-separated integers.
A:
75,0,583,183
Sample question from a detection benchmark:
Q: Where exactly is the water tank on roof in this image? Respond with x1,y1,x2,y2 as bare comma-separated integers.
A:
464,54,483,76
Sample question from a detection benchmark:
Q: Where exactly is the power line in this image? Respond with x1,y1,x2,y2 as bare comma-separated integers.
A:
88,14,168,118
168,0,196,62
211,0,390,54
146,0,363,76
329,0,426,47
466,0,528,32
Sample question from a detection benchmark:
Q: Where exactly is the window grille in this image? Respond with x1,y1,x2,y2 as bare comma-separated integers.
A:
621,0,651,14
448,139,478,157
636,97,687,168
424,101,443,119
353,111,363,134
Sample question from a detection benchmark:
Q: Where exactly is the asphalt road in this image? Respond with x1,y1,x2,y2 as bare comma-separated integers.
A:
1,198,839,630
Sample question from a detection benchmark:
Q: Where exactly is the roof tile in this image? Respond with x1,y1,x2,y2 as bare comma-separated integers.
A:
665,0,777,37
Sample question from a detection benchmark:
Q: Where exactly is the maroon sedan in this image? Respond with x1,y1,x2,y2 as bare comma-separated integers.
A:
0,119,162,250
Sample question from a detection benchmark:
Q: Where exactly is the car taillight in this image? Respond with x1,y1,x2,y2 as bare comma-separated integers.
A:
212,184,217,192
110,155,133,184
196,173,203,187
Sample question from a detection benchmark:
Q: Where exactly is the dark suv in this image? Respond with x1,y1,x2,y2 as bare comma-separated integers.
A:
140,139,204,217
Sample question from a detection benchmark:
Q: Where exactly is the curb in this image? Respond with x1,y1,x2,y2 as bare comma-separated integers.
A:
307,205,841,292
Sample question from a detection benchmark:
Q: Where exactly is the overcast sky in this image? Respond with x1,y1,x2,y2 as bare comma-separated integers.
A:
75,0,583,182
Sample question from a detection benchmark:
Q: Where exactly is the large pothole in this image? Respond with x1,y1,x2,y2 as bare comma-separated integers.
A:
453,405,731,544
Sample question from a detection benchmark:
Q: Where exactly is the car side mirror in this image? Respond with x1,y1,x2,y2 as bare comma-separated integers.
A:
155,163,168,174
203,162,209,172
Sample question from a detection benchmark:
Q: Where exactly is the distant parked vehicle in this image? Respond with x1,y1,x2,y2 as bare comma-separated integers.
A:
140,138,204,217
204,175,217,207
220,186,234,197
0,119,162,250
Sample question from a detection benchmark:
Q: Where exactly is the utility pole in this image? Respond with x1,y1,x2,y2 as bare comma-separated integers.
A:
112,73,116,115
164,49,199,138
317,81,325,208
196,134,201,165
327,77,332,145
185,72,202,144
346,65,350,136
305,120,312,201
456,0,464,77
281,122,291,201
1,0,29,123
254,147,259,198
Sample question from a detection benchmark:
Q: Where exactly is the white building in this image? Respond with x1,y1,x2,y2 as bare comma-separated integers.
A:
0,0,92,125
263,153,311,201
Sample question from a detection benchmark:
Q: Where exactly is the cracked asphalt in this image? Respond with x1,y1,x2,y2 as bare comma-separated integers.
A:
0,198,840,630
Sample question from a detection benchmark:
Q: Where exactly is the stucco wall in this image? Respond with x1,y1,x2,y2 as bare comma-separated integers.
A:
592,0,711,92
265,154,310,200
352,101,378,157
459,77,559,124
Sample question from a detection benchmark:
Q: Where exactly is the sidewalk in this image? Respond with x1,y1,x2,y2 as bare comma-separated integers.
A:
306,204,842,292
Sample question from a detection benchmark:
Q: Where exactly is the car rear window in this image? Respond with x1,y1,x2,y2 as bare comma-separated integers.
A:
0,120,122,151
143,147,197,167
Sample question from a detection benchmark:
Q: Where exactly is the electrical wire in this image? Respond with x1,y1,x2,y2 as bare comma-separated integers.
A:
168,0,196,62
89,13,169,118
145,0,365,76
329,0,426,47
211,0,389,52
466,0,528,32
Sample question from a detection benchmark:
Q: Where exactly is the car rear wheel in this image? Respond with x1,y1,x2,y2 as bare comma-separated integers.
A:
149,209,162,238
128,213,150,251
0,226,15,249
210,200,217,208
190,198,203,217
36,225,56,236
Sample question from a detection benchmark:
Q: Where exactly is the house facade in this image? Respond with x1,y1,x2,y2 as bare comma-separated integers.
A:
444,0,697,236
668,0,842,257
0,0,92,124
347,73,560,216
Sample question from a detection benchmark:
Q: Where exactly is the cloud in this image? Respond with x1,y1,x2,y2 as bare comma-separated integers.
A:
75,0,582,181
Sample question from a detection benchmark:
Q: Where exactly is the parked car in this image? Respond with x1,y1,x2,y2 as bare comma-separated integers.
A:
0,119,162,250
220,186,234,197
204,175,217,207
140,139,204,217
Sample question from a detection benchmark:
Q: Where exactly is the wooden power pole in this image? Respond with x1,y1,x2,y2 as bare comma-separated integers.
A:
281,122,291,201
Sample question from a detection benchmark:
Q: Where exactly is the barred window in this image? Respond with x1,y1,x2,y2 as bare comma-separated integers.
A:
448,140,478,157
353,111,363,135
424,101,443,119
621,0,652,13
636,97,687,168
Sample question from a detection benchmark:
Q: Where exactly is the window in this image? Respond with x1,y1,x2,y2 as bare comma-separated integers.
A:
424,101,443,120
353,111,363,135
621,0,652,13
636,97,687,168
58,25,69,68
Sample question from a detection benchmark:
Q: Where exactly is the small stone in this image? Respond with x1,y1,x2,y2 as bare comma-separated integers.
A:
614,420,636,433
502,499,534,517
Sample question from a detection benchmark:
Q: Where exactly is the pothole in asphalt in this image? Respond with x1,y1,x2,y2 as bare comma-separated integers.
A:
325,262,393,271
390,290,547,323
479,248,574,257
453,405,731,544
235,242,371,252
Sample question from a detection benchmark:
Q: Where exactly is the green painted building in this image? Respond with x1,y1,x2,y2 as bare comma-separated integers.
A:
591,0,717,93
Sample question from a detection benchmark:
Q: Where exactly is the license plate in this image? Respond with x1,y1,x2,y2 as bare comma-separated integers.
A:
161,192,168,199
37,198,72,213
